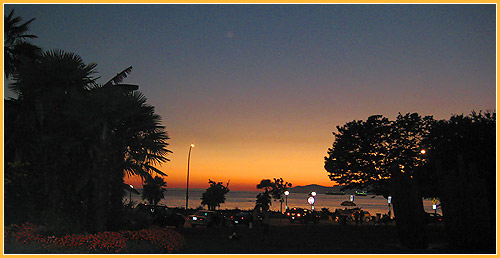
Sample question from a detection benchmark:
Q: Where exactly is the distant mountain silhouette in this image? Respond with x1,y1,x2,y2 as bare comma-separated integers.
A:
290,184,339,194
290,184,364,195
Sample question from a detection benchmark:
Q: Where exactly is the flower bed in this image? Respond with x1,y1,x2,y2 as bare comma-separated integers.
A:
5,223,185,253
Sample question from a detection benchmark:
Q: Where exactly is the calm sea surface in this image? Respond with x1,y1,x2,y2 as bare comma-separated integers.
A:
127,188,437,215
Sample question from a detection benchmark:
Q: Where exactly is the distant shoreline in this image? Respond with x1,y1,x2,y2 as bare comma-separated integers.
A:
135,185,338,193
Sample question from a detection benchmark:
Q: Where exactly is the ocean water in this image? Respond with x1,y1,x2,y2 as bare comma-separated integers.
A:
126,188,437,215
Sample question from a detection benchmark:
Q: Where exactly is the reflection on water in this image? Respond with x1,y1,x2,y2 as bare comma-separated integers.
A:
126,188,436,215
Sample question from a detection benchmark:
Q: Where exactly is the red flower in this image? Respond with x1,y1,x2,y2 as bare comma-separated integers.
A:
5,223,185,253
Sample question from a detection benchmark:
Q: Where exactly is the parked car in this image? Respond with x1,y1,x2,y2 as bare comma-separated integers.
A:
356,210,372,223
230,212,252,227
136,204,185,228
285,208,320,224
187,210,224,227
333,208,372,224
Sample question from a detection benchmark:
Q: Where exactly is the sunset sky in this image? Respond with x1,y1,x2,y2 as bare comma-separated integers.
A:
5,4,496,191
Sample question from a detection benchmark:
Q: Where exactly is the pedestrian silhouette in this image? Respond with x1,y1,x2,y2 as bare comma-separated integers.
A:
354,210,360,225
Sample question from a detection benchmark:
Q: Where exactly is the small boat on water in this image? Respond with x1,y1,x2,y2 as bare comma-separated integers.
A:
326,191,345,195
355,190,368,196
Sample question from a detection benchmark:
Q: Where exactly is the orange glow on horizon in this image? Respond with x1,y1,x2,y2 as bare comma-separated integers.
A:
123,139,336,192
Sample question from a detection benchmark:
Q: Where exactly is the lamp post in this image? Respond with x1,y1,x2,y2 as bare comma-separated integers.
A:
309,191,317,210
388,196,392,219
129,184,134,205
185,144,195,210
308,196,315,210
284,190,290,211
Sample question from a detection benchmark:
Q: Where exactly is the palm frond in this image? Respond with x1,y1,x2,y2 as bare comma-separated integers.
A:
123,161,153,182
115,84,139,91
103,66,133,87
143,163,167,176
6,9,14,22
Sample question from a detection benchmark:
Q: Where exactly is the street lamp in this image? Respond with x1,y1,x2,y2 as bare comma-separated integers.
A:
185,144,195,210
309,192,317,210
388,196,392,219
420,149,427,155
308,196,315,210
129,184,134,205
284,191,289,210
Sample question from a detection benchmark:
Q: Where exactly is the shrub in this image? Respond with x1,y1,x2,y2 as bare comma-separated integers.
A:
5,223,185,254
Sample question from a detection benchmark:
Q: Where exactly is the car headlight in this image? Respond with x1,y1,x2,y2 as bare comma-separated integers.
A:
193,217,198,221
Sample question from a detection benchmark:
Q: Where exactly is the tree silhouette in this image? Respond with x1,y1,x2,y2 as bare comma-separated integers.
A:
422,111,496,252
324,113,434,249
142,176,167,207
5,47,171,233
201,180,230,211
4,9,41,79
325,113,433,195
255,191,272,212
5,49,100,232
324,115,392,194
256,178,292,212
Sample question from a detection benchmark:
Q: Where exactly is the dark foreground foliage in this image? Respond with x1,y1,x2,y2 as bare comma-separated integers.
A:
5,223,185,254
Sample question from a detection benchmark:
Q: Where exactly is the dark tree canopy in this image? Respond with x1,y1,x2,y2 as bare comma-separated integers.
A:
422,111,496,251
419,111,496,197
4,47,171,232
142,176,167,206
256,178,292,211
201,180,230,211
326,111,496,251
423,111,495,175
324,113,433,195
4,9,41,79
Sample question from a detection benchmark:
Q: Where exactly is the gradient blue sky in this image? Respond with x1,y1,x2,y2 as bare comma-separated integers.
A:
5,4,496,190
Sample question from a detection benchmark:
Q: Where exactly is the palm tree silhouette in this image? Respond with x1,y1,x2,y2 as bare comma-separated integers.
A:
142,176,167,207
6,48,171,232
4,9,41,79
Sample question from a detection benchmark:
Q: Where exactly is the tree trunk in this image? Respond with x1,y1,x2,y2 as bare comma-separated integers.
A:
90,170,107,233
390,164,428,249
433,156,494,252
107,168,124,231
89,141,111,233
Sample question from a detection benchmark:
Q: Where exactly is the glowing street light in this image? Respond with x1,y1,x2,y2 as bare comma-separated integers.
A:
420,149,427,155
185,144,195,210
308,196,316,210
309,192,317,210
388,196,392,219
